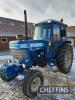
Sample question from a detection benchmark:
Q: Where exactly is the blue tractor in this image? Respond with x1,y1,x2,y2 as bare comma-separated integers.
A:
0,11,73,98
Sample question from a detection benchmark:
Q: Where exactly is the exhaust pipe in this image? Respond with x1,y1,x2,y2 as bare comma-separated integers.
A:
16,10,28,40
24,10,28,40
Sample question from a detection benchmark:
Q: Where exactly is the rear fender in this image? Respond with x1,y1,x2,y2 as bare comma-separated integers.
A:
58,40,72,48
62,40,71,45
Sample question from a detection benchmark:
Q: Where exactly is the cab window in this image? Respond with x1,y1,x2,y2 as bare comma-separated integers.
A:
41,28,51,40
34,25,51,40
53,24,60,42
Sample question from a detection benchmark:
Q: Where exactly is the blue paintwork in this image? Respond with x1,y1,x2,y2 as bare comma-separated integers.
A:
9,40,47,49
0,63,29,80
9,20,69,67
0,19,71,80
9,40,48,67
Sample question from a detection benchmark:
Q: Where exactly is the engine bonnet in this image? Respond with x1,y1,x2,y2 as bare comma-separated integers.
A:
9,40,48,49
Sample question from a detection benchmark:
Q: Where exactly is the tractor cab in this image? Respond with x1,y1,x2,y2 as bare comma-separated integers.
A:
32,19,68,60
34,19,67,42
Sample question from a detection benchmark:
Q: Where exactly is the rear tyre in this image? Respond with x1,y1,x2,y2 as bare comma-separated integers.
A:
23,70,44,98
56,44,73,74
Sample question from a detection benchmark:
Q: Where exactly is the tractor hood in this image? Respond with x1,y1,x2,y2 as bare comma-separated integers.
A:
9,40,48,50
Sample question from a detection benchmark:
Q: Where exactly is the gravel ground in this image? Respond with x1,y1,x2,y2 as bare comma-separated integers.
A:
0,62,75,100
0,51,75,100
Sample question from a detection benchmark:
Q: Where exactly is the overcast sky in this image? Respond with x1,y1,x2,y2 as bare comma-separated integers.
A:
0,0,75,26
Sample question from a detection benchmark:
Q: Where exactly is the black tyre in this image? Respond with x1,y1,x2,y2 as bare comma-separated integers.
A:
56,44,73,74
23,70,44,98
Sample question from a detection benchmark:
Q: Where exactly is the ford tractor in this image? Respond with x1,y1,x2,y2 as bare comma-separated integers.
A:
0,10,73,98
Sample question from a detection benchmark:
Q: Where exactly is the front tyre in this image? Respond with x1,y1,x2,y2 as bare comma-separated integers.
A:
56,44,73,74
23,70,44,98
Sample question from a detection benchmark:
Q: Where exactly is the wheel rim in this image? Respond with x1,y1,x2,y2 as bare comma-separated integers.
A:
31,77,41,92
64,50,72,68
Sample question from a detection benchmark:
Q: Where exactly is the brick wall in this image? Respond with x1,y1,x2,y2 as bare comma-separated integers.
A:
0,37,16,50
0,17,34,50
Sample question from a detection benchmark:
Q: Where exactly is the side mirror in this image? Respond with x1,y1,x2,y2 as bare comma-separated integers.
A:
61,29,66,37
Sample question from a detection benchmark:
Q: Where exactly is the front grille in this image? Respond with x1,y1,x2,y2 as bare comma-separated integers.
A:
10,49,27,63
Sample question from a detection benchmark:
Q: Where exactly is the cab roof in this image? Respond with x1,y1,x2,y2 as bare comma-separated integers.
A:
36,19,67,26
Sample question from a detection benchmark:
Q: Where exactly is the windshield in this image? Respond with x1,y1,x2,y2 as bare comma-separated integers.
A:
34,24,51,40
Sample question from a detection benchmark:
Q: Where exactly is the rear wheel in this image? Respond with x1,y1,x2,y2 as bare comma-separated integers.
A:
23,70,44,98
56,44,73,74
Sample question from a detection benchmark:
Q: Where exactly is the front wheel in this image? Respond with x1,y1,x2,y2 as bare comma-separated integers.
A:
56,44,73,74
23,70,44,98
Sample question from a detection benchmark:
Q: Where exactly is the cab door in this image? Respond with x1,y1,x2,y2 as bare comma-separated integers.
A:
51,23,61,58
